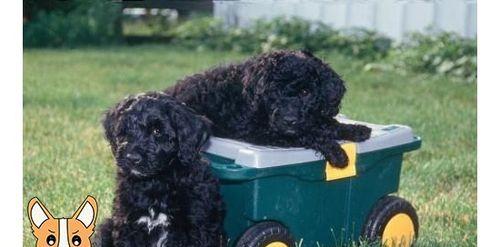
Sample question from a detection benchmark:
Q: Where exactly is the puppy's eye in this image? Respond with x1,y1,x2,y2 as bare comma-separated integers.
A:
148,121,164,137
300,89,310,96
72,235,81,246
168,137,175,144
46,235,56,246
152,128,161,136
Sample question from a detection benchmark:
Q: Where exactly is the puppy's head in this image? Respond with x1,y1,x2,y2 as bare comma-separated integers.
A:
242,50,346,136
103,92,211,177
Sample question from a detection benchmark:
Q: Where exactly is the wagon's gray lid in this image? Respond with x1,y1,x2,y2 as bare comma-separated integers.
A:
202,115,417,168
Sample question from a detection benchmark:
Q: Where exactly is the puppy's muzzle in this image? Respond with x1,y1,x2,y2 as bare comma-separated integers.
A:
282,115,298,126
126,153,142,164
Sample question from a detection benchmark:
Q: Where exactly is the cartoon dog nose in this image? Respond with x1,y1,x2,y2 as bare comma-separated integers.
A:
126,153,142,164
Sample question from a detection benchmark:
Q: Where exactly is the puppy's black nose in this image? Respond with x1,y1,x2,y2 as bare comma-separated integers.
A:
283,116,298,125
126,153,142,164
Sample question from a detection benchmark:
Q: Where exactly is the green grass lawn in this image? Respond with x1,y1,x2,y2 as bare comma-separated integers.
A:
23,45,476,246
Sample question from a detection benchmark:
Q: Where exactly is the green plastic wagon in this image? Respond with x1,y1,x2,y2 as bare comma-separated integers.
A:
202,116,421,247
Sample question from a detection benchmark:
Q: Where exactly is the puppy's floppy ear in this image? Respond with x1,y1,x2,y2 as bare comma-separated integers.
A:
102,96,136,155
319,69,346,117
170,104,212,164
102,108,118,153
242,59,273,112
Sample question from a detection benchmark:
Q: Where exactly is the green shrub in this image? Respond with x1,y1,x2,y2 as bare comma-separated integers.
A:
250,17,314,52
24,0,122,47
395,32,477,82
169,17,226,50
168,17,392,60
323,28,392,59
24,0,81,20
169,17,476,82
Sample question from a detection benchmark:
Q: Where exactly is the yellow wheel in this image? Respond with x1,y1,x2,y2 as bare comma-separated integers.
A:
236,221,294,247
362,196,419,247
264,242,288,247
381,213,416,246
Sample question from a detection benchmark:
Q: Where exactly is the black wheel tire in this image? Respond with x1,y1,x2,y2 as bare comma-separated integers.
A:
362,195,419,246
236,221,295,247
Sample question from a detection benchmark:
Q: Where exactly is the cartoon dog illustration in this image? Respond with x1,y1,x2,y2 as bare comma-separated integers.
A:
27,196,98,247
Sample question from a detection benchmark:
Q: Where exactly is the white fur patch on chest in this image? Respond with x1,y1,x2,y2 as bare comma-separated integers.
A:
136,208,170,233
155,232,169,247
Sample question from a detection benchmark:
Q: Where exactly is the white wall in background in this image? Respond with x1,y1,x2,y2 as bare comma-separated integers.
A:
214,0,477,41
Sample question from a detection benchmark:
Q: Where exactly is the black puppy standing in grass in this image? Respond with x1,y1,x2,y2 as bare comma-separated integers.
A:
166,50,371,167
94,92,224,247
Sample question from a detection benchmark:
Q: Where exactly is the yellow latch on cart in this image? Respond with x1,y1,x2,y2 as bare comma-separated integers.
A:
325,142,357,181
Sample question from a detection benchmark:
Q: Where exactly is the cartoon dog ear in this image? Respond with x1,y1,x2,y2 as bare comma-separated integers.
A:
71,196,98,230
28,197,54,229
170,105,212,164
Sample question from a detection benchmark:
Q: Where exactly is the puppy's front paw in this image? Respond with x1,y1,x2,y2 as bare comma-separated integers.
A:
327,149,349,168
351,125,372,142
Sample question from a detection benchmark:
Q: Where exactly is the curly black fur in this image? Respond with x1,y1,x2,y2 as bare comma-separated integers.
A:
93,92,225,247
166,50,371,167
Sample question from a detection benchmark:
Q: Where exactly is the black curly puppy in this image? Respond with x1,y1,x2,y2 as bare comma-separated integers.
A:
166,50,371,167
94,92,225,247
